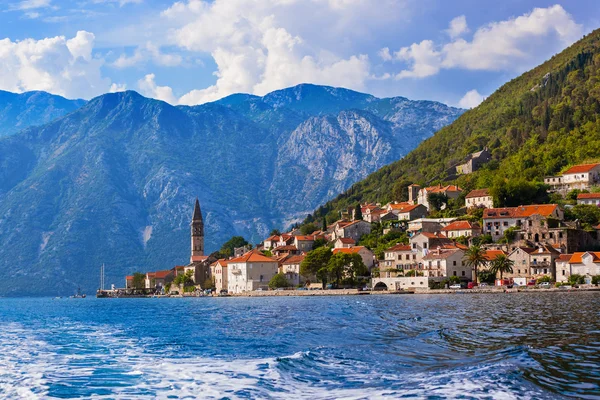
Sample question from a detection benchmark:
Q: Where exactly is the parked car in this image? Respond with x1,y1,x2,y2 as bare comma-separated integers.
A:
539,282,552,288
296,287,308,291
479,283,489,287
449,284,462,289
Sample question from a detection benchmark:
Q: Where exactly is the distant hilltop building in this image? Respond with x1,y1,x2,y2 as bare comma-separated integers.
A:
190,198,205,262
408,184,462,210
544,163,600,193
456,147,491,175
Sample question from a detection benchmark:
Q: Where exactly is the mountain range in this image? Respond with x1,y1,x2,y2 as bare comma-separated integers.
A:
0,83,463,295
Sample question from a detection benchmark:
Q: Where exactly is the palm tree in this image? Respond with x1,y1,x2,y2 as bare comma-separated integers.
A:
490,254,514,280
463,246,487,285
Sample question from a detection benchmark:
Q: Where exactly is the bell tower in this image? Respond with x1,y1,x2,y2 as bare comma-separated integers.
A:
190,198,204,262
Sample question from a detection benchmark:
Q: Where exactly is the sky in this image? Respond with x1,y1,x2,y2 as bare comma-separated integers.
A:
0,0,598,108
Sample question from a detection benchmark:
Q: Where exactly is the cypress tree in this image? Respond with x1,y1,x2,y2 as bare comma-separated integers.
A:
354,204,363,221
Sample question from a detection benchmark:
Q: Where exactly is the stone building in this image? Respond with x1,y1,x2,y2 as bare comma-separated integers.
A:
456,147,491,175
465,189,494,209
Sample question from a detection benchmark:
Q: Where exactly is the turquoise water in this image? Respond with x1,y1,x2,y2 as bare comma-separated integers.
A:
0,293,599,399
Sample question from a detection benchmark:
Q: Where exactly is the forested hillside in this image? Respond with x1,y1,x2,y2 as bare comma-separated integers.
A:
307,28,600,224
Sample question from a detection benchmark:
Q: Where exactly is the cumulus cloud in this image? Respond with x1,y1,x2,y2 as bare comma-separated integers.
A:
157,0,379,104
447,15,468,38
0,31,113,99
458,89,485,109
112,42,182,68
137,73,177,104
91,0,143,6
9,0,51,10
388,5,583,79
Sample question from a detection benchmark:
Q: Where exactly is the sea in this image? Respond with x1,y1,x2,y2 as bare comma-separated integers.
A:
0,293,599,399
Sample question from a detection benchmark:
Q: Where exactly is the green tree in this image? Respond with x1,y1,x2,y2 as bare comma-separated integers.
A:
203,278,215,290
354,204,363,221
489,254,514,280
566,189,588,201
322,218,328,232
132,272,146,289
490,178,549,207
427,192,448,211
173,269,195,287
312,238,328,249
568,274,585,285
463,245,487,285
269,229,281,236
300,223,318,235
268,273,289,289
300,247,332,284
564,204,600,226
220,236,249,257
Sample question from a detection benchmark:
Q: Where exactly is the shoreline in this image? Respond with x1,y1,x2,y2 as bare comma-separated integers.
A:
94,286,600,298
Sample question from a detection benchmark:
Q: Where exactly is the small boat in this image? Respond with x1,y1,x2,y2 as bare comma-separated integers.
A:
70,287,87,299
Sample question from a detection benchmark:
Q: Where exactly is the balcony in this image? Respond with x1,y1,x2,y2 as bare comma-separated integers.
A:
231,268,242,275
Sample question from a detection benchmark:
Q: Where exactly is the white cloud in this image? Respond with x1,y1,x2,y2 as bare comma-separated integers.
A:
0,31,113,99
388,5,583,79
109,82,127,92
378,47,392,61
137,73,177,104
157,0,381,104
393,40,441,79
9,0,51,10
91,0,143,6
447,15,468,38
458,89,485,109
112,42,182,68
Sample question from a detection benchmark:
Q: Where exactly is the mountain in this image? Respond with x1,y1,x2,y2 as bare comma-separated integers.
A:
305,29,600,225
0,90,86,137
0,84,462,296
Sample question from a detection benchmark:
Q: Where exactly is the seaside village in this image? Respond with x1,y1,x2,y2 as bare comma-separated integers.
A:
120,159,600,296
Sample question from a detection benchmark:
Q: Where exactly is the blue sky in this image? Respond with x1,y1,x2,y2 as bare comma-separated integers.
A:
0,0,598,108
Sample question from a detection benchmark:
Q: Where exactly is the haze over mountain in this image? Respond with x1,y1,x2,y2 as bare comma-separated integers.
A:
0,90,86,137
0,84,462,295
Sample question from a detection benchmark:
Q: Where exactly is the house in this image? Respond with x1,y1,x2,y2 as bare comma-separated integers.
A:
332,246,375,269
482,250,507,269
263,235,280,250
332,220,372,242
441,220,481,238
408,184,463,210
227,250,279,294
465,189,494,209
544,163,600,193
529,245,560,280
272,245,300,257
407,218,456,234
568,252,600,283
280,255,307,286
362,206,386,223
380,244,421,273
210,259,228,293
395,204,428,221
276,235,294,248
145,269,174,290
456,147,491,175
422,248,469,280
410,232,454,255
482,204,563,242
293,236,315,252
576,193,600,206
386,202,416,213
125,276,134,289
507,247,536,279
334,237,356,249
555,254,573,283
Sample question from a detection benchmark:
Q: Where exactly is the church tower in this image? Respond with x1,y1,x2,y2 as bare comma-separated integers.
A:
190,198,204,262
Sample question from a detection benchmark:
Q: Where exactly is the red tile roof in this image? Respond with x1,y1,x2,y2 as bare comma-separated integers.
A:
557,254,573,262
154,270,173,279
465,189,490,198
419,232,450,239
569,252,600,264
483,204,559,219
191,255,209,262
337,238,356,244
395,204,424,213
577,193,600,199
425,184,462,193
265,235,280,241
563,163,600,174
483,250,506,261
229,250,278,263
126,276,133,280
333,246,369,255
423,249,461,260
441,221,478,231
282,255,306,265
386,244,412,252
388,202,414,210
294,235,315,241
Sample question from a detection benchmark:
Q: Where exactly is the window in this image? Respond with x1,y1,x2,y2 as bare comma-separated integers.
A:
413,243,417,249
453,271,457,276
518,269,521,274
462,271,465,276
503,221,508,226
423,243,428,249
453,260,457,266
543,269,547,274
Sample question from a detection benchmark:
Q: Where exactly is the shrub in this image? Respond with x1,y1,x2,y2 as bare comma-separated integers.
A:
268,273,289,289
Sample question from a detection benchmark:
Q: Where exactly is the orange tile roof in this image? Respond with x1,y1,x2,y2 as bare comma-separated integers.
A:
419,232,450,239
283,255,306,265
563,163,600,174
483,250,506,261
557,254,573,262
294,235,315,241
154,270,173,279
337,238,356,244
386,244,412,252
191,255,209,262
577,193,600,199
441,221,477,231
423,249,461,260
229,250,278,263
274,245,298,251
211,259,229,267
388,202,414,210
568,252,600,264
394,204,423,213
425,184,462,193
333,246,368,255
265,235,280,241
465,189,490,199
483,204,559,219
126,276,133,280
